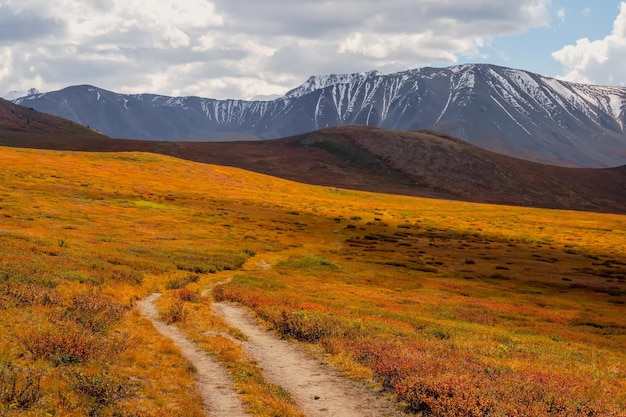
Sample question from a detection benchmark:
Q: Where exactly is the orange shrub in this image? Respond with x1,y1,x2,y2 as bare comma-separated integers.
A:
162,301,187,324
178,288,200,303
0,362,42,410
62,289,127,333
21,321,125,365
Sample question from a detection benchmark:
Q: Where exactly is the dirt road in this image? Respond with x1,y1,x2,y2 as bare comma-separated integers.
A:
212,302,405,417
137,294,248,417
139,293,405,416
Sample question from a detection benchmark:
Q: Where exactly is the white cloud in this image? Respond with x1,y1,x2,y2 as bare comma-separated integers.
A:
557,8,566,22
338,32,480,63
582,8,592,17
0,48,13,83
552,2,626,86
0,0,551,99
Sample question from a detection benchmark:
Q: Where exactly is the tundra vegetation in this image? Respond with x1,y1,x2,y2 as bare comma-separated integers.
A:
0,146,624,416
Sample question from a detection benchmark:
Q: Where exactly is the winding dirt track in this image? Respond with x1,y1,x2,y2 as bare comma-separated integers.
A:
139,293,405,417
137,294,248,417
212,302,405,417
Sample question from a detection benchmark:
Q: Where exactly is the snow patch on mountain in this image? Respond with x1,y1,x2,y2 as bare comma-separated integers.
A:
285,70,383,99
3,88,41,101
248,94,281,101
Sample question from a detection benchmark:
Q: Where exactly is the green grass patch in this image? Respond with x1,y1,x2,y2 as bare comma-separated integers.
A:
133,200,171,209
277,256,338,269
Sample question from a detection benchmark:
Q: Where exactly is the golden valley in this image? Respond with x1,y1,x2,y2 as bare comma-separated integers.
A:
0,147,624,416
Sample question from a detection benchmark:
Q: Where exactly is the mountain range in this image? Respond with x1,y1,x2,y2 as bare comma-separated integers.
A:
10,64,626,168
2,98,625,214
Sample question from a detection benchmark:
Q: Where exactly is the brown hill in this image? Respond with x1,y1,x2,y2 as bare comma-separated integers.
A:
1,102,624,214
0,98,110,145
150,126,626,214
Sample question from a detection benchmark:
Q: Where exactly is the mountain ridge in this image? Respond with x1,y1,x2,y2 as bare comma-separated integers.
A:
13,63,626,167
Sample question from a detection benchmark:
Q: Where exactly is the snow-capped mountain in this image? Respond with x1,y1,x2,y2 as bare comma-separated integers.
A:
283,70,383,98
13,64,626,167
3,88,40,101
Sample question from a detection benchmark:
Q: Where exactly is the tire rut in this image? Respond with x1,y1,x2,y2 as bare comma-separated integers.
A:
212,301,406,417
137,293,247,417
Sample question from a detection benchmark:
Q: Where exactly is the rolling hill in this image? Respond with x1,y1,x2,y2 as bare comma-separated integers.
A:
161,126,626,214
1,100,625,214
0,98,107,141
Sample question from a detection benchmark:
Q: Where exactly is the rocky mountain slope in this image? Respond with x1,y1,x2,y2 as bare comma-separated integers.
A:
13,64,626,167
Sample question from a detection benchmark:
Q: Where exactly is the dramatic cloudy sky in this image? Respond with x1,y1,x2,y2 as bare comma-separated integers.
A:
1,0,625,99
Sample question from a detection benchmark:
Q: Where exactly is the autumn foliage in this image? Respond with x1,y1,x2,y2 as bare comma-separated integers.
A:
0,145,624,415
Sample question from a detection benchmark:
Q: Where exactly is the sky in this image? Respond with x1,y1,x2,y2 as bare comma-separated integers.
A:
1,0,625,99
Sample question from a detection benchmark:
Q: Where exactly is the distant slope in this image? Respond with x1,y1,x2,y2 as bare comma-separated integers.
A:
304,126,626,212
0,98,109,145
160,126,626,214
13,64,626,167
2,108,624,214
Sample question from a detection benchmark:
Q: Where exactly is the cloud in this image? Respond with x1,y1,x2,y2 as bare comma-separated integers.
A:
552,2,626,86
557,8,566,22
0,5,65,42
1,0,551,99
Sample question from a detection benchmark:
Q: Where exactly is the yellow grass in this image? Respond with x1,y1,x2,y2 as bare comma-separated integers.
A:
0,146,624,416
